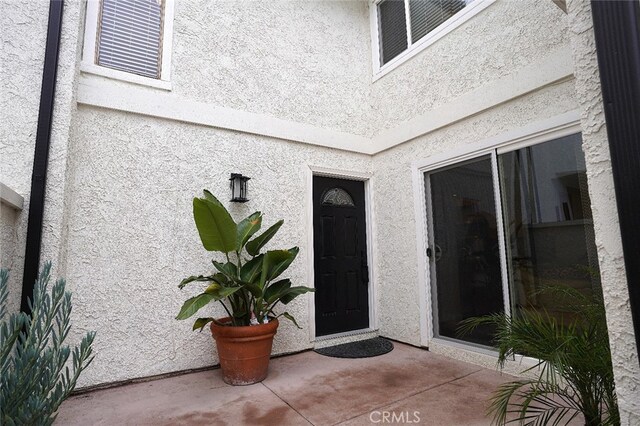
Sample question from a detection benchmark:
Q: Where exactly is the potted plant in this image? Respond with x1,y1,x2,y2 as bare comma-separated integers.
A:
458,284,619,425
176,190,314,385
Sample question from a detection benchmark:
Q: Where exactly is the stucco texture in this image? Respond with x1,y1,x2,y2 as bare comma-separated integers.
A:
0,0,48,313
58,0,576,389
64,105,372,387
372,79,579,346
369,0,569,134
567,0,640,422
170,0,373,137
0,0,85,313
7,5,639,423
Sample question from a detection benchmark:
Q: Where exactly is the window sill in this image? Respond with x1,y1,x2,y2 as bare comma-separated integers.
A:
80,62,172,91
0,182,24,210
371,0,496,82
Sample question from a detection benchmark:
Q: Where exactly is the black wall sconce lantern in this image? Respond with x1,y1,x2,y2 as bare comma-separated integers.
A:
230,173,250,202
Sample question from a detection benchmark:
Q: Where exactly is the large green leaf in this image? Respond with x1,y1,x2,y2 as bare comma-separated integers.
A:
178,275,217,289
176,293,215,320
280,312,302,329
246,220,284,256
237,212,262,250
240,254,264,283
192,317,214,331
242,281,263,298
264,279,292,304
212,260,237,277
259,248,299,287
202,189,223,206
193,197,237,253
212,272,231,286
279,286,314,305
208,286,242,299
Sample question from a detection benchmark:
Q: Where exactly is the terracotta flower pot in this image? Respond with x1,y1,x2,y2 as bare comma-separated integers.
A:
210,317,279,385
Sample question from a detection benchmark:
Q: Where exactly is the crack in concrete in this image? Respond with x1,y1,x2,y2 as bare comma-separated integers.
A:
261,381,315,426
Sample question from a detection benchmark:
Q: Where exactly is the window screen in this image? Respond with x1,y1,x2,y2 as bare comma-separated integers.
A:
97,0,164,78
409,0,468,43
378,0,408,65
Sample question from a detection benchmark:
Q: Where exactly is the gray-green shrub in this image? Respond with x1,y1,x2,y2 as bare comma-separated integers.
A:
0,263,95,425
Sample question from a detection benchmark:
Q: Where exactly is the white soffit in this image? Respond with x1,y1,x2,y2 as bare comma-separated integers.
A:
77,45,575,156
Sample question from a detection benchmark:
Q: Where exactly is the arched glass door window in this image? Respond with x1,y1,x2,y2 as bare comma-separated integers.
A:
321,188,355,207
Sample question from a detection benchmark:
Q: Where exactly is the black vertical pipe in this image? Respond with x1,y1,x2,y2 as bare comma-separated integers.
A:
591,0,640,360
21,0,64,314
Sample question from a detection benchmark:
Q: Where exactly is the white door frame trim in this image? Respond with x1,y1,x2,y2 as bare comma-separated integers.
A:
412,110,582,347
305,165,377,342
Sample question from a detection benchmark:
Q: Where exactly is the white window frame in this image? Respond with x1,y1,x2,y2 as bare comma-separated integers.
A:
411,110,582,350
81,0,175,90
370,0,496,81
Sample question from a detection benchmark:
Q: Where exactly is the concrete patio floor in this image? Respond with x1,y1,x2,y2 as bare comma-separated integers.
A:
56,342,516,425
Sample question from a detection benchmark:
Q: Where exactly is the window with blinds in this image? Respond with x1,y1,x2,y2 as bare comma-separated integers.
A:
378,0,408,65
97,0,164,79
377,0,472,67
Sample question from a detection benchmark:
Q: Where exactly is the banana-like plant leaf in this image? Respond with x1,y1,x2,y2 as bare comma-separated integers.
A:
237,212,262,250
280,312,302,329
212,261,237,279
279,286,314,305
202,189,223,207
212,272,231,286
246,220,284,256
209,286,242,299
264,279,292,304
260,248,299,287
193,197,237,253
242,281,263,298
178,275,216,289
176,293,215,320
204,283,221,294
193,317,214,331
240,254,264,283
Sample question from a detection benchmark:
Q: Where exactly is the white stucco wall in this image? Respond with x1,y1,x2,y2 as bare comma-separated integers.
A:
370,0,569,133
8,6,638,422
567,0,640,422
58,0,577,389
65,105,372,387
372,80,579,347
81,0,373,138
367,0,573,345
0,0,49,313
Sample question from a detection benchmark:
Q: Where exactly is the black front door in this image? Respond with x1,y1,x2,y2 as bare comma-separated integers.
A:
313,176,369,336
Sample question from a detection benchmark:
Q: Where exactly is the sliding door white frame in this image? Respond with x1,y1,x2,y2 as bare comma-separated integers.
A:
412,110,582,349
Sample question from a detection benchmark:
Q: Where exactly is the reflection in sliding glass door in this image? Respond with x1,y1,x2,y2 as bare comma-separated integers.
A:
499,134,600,322
427,156,505,347
423,132,600,349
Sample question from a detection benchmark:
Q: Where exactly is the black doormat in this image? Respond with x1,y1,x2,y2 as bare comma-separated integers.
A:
314,337,394,358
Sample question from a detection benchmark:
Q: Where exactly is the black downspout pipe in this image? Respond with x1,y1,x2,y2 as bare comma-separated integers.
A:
20,0,64,314
591,0,640,361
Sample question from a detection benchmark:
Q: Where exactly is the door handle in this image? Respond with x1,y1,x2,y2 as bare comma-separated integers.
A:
427,244,443,262
362,265,369,284
361,250,369,284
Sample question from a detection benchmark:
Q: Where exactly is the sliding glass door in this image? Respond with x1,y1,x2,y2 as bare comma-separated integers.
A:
425,133,599,348
427,156,505,347
499,134,600,323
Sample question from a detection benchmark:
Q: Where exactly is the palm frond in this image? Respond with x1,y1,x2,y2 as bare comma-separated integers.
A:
461,284,619,425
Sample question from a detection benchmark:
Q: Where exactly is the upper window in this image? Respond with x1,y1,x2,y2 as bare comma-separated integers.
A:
97,0,163,78
81,0,175,90
371,0,494,78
